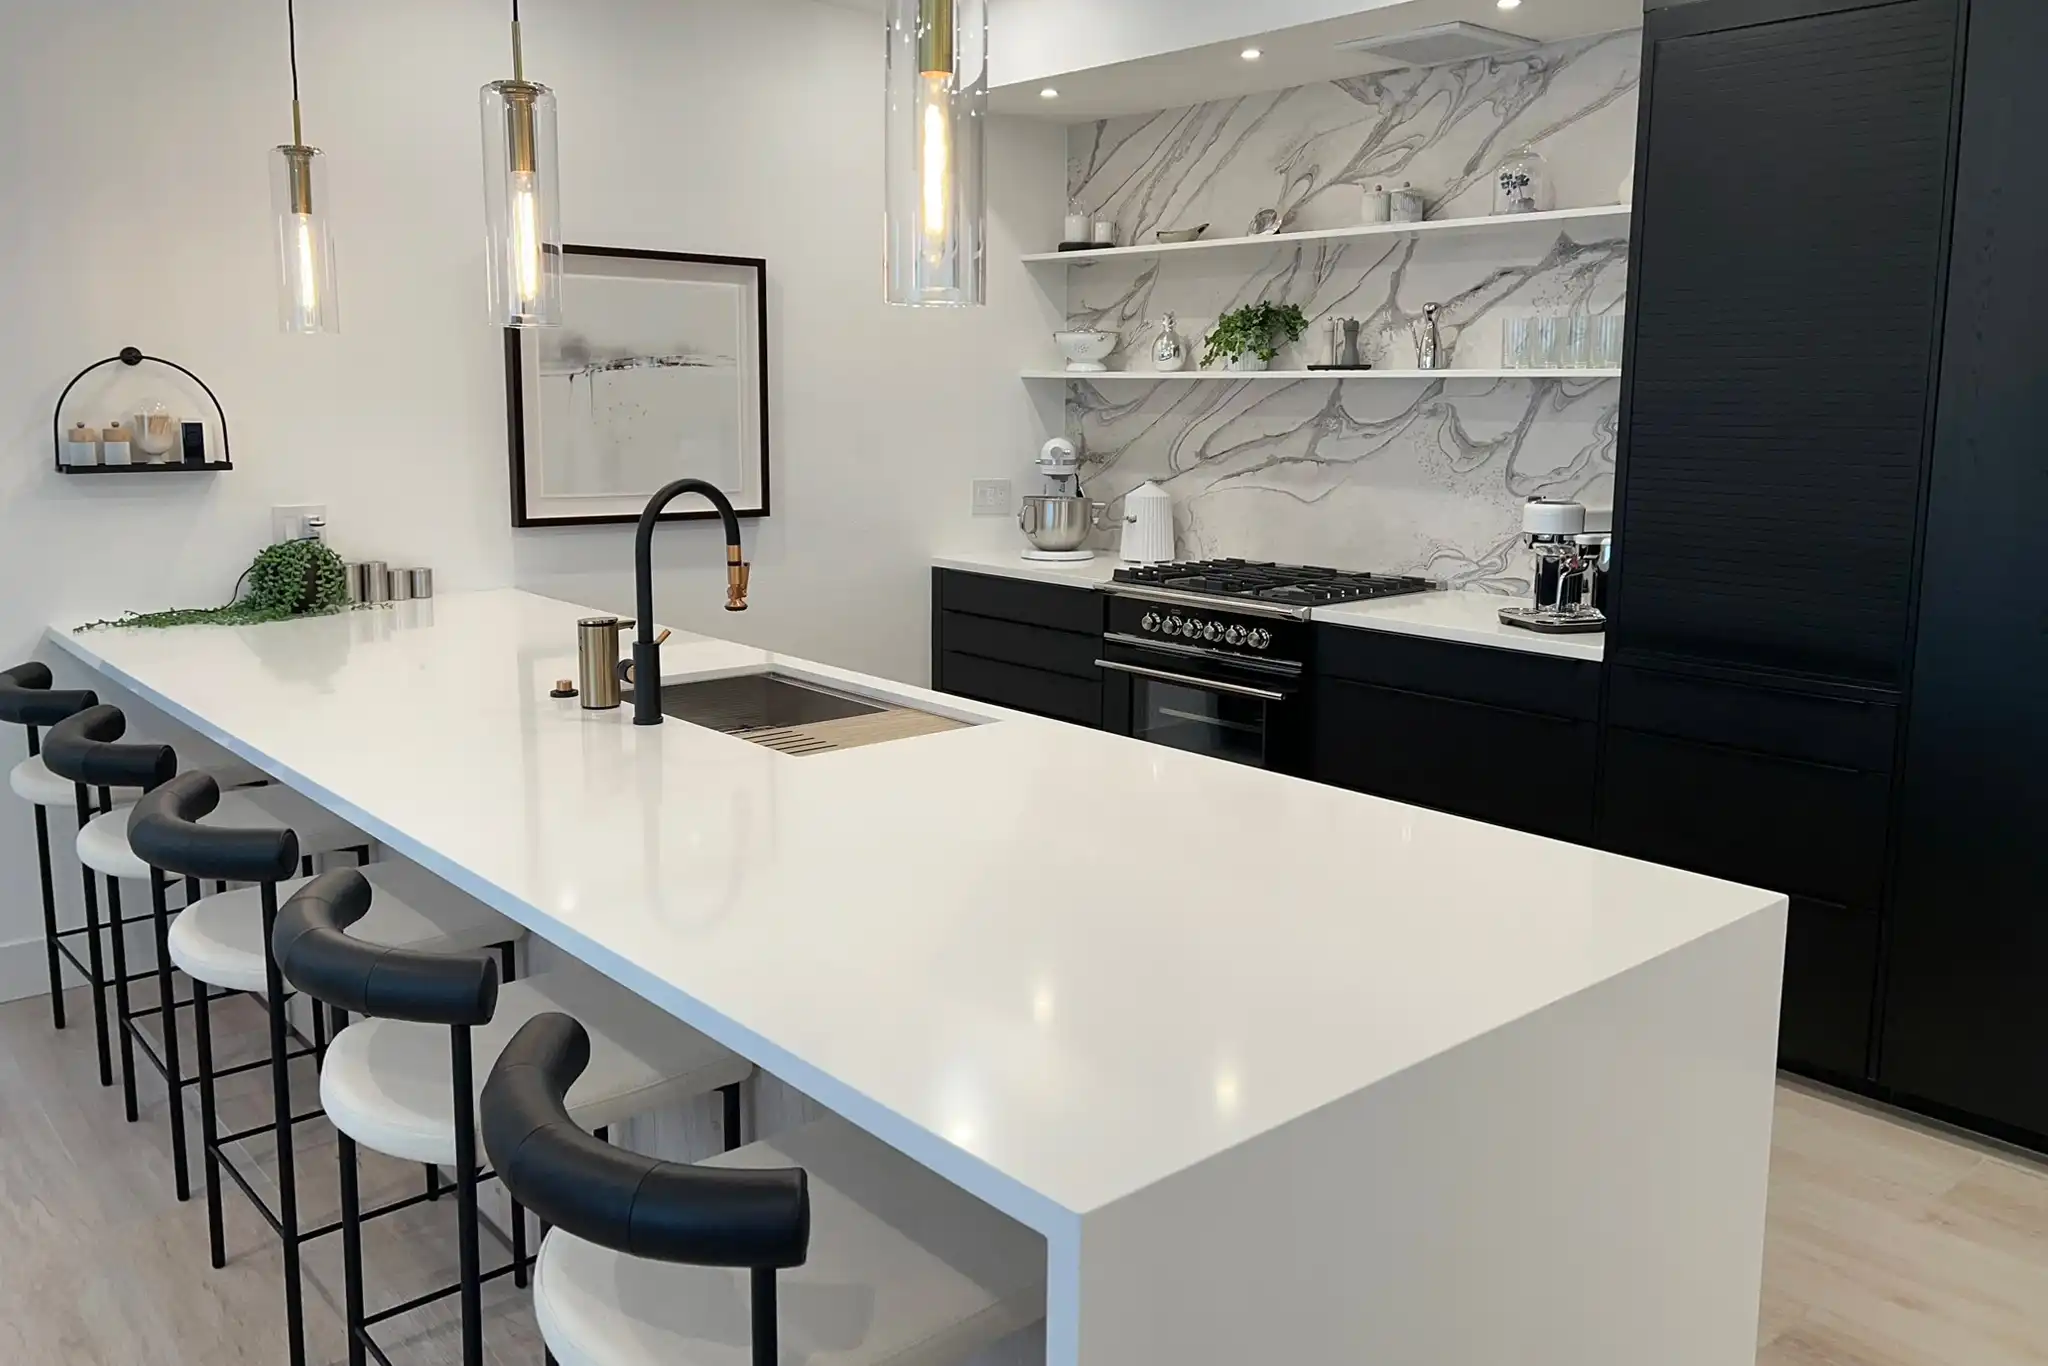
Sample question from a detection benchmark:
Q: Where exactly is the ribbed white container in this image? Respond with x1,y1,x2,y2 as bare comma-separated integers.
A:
1119,481,1176,563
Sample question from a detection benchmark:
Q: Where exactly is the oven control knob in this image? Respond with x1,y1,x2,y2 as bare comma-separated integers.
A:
1224,625,1245,646
1162,615,1181,635
1182,619,1203,639
1249,628,1272,649
1202,622,1222,642
1141,612,1160,632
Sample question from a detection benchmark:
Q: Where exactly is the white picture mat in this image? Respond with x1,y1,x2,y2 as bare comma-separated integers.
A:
516,253,766,522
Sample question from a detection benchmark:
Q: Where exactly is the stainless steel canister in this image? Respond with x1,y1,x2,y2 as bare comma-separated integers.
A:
576,616,631,710
404,568,434,600
346,561,389,604
386,569,415,602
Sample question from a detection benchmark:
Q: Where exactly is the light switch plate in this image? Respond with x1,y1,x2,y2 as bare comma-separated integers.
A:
272,504,327,543
971,480,1012,517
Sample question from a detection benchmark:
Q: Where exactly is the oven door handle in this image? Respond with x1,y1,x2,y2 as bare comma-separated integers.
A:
1094,659,1288,702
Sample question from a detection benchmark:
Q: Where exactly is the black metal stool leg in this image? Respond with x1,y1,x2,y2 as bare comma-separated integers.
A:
192,972,226,1269
450,1023,484,1366
511,1190,530,1289
147,871,191,1200
261,882,308,1366
33,801,64,1028
104,871,139,1123
425,1164,442,1201
72,788,111,1086
334,1004,368,1366
27,724,65,1029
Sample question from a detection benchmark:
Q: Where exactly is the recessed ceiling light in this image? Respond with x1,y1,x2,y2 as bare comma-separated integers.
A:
1039,87,1059,99
1497,0,1522,9
1240,47,1263,61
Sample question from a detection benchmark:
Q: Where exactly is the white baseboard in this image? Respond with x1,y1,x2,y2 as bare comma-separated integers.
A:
0,935,65,1005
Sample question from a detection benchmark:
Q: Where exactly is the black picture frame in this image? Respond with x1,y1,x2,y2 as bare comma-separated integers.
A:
506,245,771,528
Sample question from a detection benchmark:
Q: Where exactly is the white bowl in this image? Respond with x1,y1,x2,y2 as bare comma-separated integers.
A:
1055,329,1117,372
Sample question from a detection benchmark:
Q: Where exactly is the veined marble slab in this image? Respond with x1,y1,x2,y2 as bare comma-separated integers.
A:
1061,31,1640,590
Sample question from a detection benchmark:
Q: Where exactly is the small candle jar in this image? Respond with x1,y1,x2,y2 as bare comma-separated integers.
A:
1092,219,1117,246
1361,184,1391,225
1063,209,1090,244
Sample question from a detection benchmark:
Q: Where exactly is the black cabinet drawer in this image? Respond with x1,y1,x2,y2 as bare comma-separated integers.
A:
1599,727,1891,907
937,570,1103,636
1780,896,1878,1084
938,610,1100,681
1314,678,1598,843
937,652,1101,727
1609,665,1898,772
1317,626,1599,721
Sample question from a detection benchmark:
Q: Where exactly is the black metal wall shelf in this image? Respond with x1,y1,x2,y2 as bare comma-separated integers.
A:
52,346,232,474
55,461,233,475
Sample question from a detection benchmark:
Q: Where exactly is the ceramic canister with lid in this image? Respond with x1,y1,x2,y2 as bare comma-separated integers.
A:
1119,481,1176,564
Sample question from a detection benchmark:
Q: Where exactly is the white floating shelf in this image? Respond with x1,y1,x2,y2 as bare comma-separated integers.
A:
1023,368,1623,382
1021,205,1632,265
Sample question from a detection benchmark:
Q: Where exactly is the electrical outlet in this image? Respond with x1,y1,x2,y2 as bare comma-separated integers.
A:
271,504,327,543
971,480,1012,517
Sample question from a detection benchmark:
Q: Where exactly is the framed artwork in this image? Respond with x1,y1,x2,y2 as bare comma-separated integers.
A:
506,246,770,527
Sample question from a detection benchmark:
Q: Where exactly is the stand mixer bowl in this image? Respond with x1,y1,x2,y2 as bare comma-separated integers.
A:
1019,496,1102,551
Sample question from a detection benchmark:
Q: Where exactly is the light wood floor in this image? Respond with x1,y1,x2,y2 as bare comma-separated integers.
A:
4,989,2046,1365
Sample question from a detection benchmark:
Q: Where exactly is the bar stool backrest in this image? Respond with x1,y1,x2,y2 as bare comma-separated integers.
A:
482,1013,811,1268
128,770,298,883
44,704,175,790
272,868,500,1026
0,662,99,729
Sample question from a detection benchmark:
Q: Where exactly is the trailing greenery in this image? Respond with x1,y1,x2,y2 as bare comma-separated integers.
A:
79,538,354,630
1203,301,1309,367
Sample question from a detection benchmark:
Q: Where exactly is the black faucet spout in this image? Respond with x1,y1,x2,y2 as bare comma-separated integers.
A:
631,479,751,726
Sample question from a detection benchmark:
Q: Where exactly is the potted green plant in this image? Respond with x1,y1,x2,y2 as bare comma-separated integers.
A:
1204,301,1308,372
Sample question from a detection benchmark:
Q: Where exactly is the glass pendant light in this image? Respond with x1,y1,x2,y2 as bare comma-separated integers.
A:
270,0,339,333
884,0,987,307
481,0,562,327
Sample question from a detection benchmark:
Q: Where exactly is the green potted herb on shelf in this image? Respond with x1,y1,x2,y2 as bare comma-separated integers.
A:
1203,302,1309,372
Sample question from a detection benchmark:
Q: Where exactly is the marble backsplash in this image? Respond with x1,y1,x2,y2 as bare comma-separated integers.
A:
1061,30,1639,591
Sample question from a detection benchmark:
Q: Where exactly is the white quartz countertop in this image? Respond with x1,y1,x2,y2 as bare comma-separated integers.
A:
51,589,1748,1234
933,550,1605,661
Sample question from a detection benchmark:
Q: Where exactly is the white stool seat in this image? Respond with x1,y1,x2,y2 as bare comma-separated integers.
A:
11,754,268,810
533,1116,1046,1366
322,968,753,1167
77,783,367,881
167,861,522,995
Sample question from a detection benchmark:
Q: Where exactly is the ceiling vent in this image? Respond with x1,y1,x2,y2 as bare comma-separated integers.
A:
1337,22,1535,68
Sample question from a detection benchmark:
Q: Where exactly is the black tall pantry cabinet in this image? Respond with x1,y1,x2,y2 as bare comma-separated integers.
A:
1612,0,2048,1145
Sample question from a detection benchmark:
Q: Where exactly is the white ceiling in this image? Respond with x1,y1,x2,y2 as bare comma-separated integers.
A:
989,0,1643,122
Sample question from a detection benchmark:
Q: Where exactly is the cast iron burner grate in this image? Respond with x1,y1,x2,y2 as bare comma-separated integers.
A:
1112,558,1436,606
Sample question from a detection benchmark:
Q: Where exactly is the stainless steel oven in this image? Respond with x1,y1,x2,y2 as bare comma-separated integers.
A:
1097,588,1310,773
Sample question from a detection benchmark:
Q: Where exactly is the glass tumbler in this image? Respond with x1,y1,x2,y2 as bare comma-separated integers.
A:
1563,314,1594,369
1532,317,1565,369
1593,314,1626,369
1501,315,1535,369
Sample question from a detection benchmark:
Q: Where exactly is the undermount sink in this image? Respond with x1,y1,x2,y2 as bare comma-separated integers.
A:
635,671,970,755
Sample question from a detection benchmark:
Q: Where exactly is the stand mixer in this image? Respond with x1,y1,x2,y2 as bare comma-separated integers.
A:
1498,497,1611,634
1018,438,1104,561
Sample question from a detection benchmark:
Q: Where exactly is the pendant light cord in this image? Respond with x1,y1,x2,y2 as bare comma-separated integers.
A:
287,0,304,145
511,0,526,82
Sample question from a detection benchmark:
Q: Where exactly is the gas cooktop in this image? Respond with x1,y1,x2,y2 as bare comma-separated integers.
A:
1110,559,1438,607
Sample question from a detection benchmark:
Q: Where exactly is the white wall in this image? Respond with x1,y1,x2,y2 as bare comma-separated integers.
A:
0,0,1063,993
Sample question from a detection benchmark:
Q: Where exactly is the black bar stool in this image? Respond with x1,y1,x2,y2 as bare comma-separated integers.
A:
44,705,355,1210
483,1014,1047,1366
41,704,183,1146
272,868,754,1366
0,663,102,1053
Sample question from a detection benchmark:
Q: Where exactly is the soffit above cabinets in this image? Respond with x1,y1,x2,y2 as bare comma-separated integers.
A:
991,0,1644,122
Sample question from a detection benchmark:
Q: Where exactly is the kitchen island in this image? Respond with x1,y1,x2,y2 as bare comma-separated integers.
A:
50,589,1785,1366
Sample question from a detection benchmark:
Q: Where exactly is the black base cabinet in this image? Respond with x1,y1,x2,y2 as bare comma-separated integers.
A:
1314,628,1600,844
931,570,1105,728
